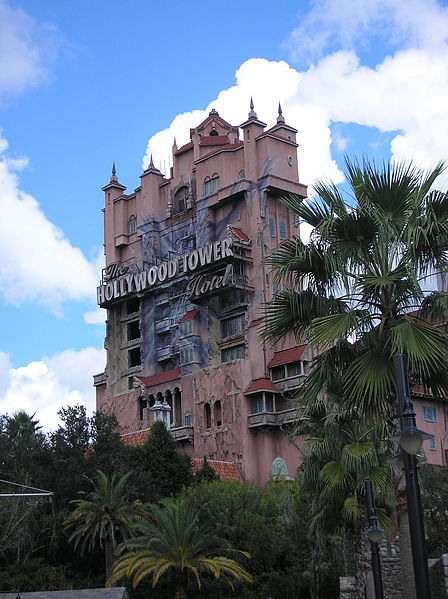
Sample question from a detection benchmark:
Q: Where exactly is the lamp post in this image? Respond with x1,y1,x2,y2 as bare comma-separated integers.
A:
365,479,384,599
393,354,431,599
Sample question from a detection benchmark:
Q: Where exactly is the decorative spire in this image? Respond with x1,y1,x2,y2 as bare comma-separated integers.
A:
143,153,163,176
187,176,194,209
248,97,257,119
173,137,177,150
166,188,173,218
110,162,118,183
149,154,154,169
277,102,285,124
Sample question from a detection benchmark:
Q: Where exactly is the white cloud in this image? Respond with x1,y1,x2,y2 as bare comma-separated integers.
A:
286,0,448,64
84,308,106,325
143,0,448,191
0,346,105,431
0,0,62,98
0,132,101,308
0,350,12,396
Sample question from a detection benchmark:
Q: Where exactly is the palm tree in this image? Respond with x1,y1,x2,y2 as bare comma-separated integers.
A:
107,496,253,598
65,470,144,580
264,157,448,421
298,398,394,583
263,157,448,596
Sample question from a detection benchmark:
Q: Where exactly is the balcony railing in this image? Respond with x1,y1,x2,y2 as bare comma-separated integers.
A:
155,317,175,334
156,345,178,361
248,407,299,429
273,375,306,393
171,425,194,443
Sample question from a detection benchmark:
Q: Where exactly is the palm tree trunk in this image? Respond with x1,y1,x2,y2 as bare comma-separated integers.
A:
105,539,114,583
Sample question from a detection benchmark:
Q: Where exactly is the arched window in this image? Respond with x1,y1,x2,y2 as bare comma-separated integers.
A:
203,176,211,197
204,403,211,429
174,187,187,213
211,173,220,194
214,401,222,427
128,215,137,234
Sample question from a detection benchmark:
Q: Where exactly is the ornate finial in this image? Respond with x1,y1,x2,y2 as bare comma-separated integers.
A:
277,102,285,124
166,189,173,217
149,154,154,169
110,162,118,182
248,97,257,119
173,137,177,148
187,176,194,209
209,108,218,115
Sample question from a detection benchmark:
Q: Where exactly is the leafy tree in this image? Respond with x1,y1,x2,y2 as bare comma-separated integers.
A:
129,420,192,501
65,470,145,581
194,456,219,484
108,496,253,599
419,465,448,557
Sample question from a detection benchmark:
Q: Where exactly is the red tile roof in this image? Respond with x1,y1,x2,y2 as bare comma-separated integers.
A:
121,428,150,447
200,135,229,146
244,378,280,395
178,308,200,324
192,458,242,481
268,345,307,368
137,368,181,388
228,225,250,242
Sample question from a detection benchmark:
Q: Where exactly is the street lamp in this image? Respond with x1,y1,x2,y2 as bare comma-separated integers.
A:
393,354,431,599
365,479,384,599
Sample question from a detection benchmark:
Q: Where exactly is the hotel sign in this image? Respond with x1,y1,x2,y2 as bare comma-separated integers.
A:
97,237,234,306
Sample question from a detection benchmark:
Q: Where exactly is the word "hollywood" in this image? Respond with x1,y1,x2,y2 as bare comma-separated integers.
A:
97,237,233,305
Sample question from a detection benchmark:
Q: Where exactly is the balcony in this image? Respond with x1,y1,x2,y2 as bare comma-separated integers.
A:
155,317,175,334
93,371,107,386
248,408,299,429
155,293,171,307
171,425,194,443
156,345,178,361
120,338,141,350
274,375,306,393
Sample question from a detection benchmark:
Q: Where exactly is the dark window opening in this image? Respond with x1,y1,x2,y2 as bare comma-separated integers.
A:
221,344,245,363
251,395,264,414
127,298,140,315
128,377,134,390
174,187,188,213
127,320,140,341
219,289,246,310
265,393,274,412
139,397,146,420
221,314,245,339
214,401,222,427
128,347,141,368
204,403,211,429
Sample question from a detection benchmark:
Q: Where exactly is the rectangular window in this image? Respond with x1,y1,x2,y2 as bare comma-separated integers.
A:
180,347,194,364
184,412,191,426
271,365,286,381
265,393,274,412
127,320,140,341
269,217,276,237
423,406,437,422
128,347,141,368
181,319,193,336
221,314,245,339
128,217,137,234
219,289,245,310
429,434,436,450
221,344,245,363
251,396,264,414
279,220,287,240
126,298,140,315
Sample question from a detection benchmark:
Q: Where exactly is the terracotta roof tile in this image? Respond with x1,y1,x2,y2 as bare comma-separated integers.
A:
200,135,229,146
228,225,250,242
192,458,242,481
178,308,199,324
268,345,306,368
120,428,150,446
244,378,279,395
137,368,181,388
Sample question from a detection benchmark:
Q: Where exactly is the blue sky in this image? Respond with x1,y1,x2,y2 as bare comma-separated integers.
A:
0,0,447,428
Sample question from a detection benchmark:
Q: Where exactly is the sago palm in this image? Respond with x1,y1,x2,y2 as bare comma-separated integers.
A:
65,469,145,580
107,496,252,599
264,157,448,420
